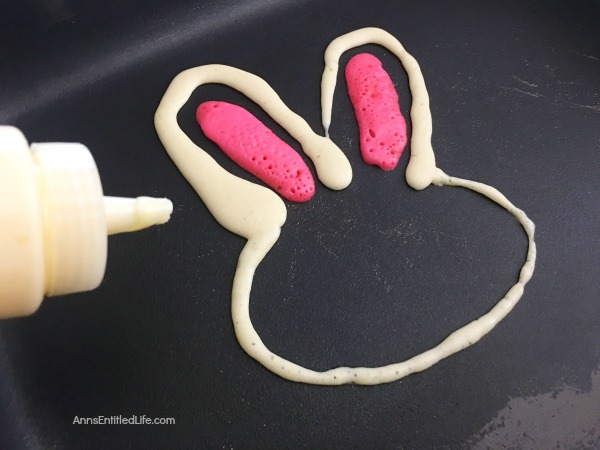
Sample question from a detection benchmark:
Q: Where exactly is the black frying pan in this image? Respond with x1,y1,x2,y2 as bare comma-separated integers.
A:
1,0,598,448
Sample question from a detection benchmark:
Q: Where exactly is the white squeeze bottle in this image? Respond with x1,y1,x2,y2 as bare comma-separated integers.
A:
0,126,173,319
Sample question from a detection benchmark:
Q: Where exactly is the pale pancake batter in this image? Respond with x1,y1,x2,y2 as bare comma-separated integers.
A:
155,28,536,385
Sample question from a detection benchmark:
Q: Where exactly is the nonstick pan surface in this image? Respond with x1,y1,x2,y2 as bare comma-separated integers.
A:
0,0,598,448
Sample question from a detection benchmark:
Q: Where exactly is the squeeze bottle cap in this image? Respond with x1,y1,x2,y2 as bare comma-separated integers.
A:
0,126,173,318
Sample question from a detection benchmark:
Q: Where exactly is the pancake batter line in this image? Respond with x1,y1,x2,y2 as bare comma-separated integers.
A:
155,27,536,385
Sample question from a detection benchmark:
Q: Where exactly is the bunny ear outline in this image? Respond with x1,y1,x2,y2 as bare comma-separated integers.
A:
321,27,445,191
155,64,352,241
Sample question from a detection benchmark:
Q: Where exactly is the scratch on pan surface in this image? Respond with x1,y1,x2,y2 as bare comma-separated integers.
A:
512,76,539,88
499,85,544,99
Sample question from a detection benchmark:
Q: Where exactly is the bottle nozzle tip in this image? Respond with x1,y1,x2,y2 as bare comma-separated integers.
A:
135,196,173,227
104,196,173,235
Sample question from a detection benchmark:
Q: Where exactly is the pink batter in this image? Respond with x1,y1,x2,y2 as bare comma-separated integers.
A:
345,53,407,170
197,101,315,202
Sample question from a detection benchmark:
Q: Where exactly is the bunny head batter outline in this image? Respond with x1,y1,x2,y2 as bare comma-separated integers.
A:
155,28,536,385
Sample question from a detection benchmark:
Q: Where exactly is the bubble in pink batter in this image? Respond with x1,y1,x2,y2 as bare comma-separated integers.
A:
197,101,315,202
345,53,408,170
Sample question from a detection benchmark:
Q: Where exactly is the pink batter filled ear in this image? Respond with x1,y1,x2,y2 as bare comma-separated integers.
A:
345,53,408,170
197,101,315,202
